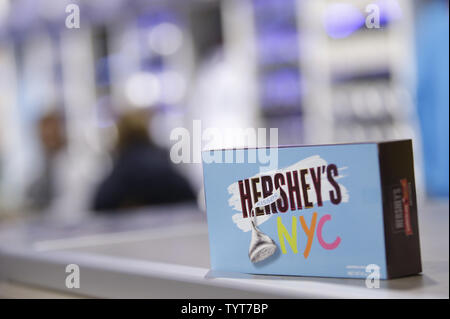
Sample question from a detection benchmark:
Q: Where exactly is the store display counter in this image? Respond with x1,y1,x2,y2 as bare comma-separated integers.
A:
0,201,448,298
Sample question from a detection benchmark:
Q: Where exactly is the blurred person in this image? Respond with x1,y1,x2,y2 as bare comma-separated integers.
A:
27,109,67,210
92,109,196,212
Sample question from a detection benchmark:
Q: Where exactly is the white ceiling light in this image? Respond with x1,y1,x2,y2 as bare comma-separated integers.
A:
148,23,183,56
159,71,186,105
125,72,161,108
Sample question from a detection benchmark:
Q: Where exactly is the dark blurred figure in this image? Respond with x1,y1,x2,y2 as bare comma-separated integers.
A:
92,109,196,212
28,109,67,210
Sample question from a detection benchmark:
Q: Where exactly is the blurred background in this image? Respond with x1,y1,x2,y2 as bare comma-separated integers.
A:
0,0,448,221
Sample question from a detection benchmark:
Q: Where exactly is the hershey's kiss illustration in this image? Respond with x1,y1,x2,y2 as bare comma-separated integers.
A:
248,189,280,263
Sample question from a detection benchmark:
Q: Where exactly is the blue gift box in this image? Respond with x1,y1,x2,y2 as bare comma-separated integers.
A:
202,140,422,279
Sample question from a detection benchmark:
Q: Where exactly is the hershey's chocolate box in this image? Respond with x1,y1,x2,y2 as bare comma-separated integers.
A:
202,139,422,279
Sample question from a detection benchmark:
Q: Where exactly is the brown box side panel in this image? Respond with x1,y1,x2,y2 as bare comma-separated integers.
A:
378,140,422,278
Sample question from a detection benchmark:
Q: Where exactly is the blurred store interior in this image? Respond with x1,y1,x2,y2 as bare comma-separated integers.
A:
0,0,448,222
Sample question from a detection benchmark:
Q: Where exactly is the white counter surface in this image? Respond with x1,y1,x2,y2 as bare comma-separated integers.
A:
0,201,448,299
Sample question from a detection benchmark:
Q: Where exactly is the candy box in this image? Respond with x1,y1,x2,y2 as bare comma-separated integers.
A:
202,139,422,279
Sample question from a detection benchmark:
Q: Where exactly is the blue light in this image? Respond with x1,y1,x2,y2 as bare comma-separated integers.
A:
323,3,365,39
